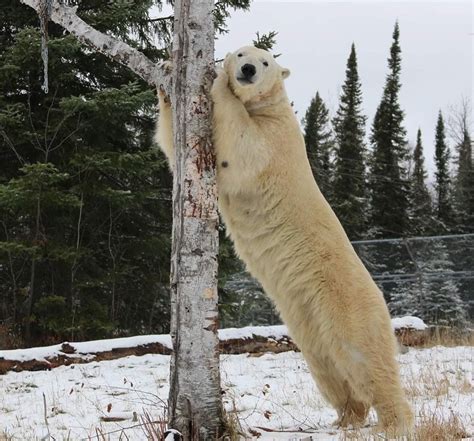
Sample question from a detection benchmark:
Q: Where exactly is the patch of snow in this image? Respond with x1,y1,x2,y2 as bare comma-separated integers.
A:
218,325,288,341
0,334,172,362
391,316,428,331
0,344,472,440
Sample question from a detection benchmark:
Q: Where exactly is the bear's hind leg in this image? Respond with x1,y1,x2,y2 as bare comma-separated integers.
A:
369,354,414,436
306,355,369,428
331,342,413,435
335,396,370,429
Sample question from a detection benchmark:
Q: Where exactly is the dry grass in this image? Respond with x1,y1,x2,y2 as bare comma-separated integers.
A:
415,408,468,440
140,409,168,440
404,370,451,399
224,411,246,440
421,328,474,348
222,389,248,440
336,414,469,440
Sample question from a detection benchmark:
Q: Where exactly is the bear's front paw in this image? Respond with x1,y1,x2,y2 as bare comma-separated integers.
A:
158,60,173,75
211,68,229,94
158,85,171,106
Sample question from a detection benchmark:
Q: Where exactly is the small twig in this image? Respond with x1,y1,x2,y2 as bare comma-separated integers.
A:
80,420,163,440
41,392,51,440
44,85,59,147
254,426,315,433
0,129,25,165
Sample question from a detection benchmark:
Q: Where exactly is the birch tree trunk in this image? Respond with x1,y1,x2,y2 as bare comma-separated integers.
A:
169,0,223,438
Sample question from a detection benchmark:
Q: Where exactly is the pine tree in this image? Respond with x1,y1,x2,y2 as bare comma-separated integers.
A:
302,92,334,200
389,240,467,326
418,242,467,326
388,281,422,318
0,1,172,344
434,111,453,232
454,129,474,232
332,43,368,239
368,22,409,238
408,129,434,235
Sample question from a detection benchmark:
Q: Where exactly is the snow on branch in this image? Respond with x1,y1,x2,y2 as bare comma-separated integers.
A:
19,0,170,89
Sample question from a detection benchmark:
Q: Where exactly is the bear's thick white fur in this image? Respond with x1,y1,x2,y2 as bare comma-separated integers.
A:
156,46,414,435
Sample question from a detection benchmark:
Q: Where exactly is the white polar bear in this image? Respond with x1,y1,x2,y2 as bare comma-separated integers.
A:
156,46,414,436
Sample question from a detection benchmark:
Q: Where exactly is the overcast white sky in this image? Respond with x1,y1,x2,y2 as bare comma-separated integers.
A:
214,0,473,179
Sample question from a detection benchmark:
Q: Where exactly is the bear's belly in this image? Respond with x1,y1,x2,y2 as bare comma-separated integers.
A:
218,190,321,303
219,190,334,349
218,191,278,265
218,187,392,361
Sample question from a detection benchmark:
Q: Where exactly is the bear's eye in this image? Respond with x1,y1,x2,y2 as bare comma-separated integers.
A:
263,61,269,67
237,53,243,57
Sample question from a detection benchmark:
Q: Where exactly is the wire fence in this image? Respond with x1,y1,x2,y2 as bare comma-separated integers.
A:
219,233,474,328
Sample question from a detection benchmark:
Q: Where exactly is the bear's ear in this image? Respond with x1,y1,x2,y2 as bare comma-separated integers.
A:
281,68,291,79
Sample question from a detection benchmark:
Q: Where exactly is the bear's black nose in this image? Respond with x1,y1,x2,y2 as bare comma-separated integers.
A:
241,63,256,79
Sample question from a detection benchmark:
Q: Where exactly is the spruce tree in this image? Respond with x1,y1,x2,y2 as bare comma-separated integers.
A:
332,43,368,239
0,1,173,343
388,281,422,318
434,111,453,232
368,22,409,238
408,129,434,235
418,242,467,326
454,129,474,232
302,92,334,200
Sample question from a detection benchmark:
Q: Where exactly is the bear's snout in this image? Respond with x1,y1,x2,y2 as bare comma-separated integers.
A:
241,63,256,79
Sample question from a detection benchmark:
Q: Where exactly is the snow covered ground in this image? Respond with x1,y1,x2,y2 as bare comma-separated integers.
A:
0,344,472,440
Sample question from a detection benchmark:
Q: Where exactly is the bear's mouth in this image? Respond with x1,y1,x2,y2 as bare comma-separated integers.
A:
237,77,253,85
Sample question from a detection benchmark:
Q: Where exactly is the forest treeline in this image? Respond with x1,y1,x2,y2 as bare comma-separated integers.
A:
303,24,472,241
1,2,472,346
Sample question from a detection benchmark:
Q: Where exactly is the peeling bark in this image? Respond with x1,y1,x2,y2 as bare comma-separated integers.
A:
169,0,223,439
18,0,170,89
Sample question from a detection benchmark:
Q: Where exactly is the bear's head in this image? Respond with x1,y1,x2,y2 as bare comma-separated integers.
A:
223,46,290,106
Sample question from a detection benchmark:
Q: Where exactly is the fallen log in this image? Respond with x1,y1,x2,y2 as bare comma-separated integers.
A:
0,326,293,374
1,319,470,375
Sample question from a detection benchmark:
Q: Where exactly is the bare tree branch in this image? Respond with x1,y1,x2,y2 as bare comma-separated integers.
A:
447,96,472,149
147,14,174,23
18,0,171,89
0,129,25,165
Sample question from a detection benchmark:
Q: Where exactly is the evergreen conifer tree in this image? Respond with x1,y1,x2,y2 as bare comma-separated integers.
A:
434,111,453,232
453,129,474,232
408,129,434,235
332,43,368,239
302,92,334,200
418,242,467,326
388,281,422,318
368,22,409,238
0,6,170,341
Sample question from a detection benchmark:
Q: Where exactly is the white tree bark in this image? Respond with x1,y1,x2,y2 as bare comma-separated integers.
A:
169,0,223,439
18,0,169,89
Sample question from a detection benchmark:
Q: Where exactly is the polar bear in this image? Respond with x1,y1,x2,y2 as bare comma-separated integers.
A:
156,46,414,436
